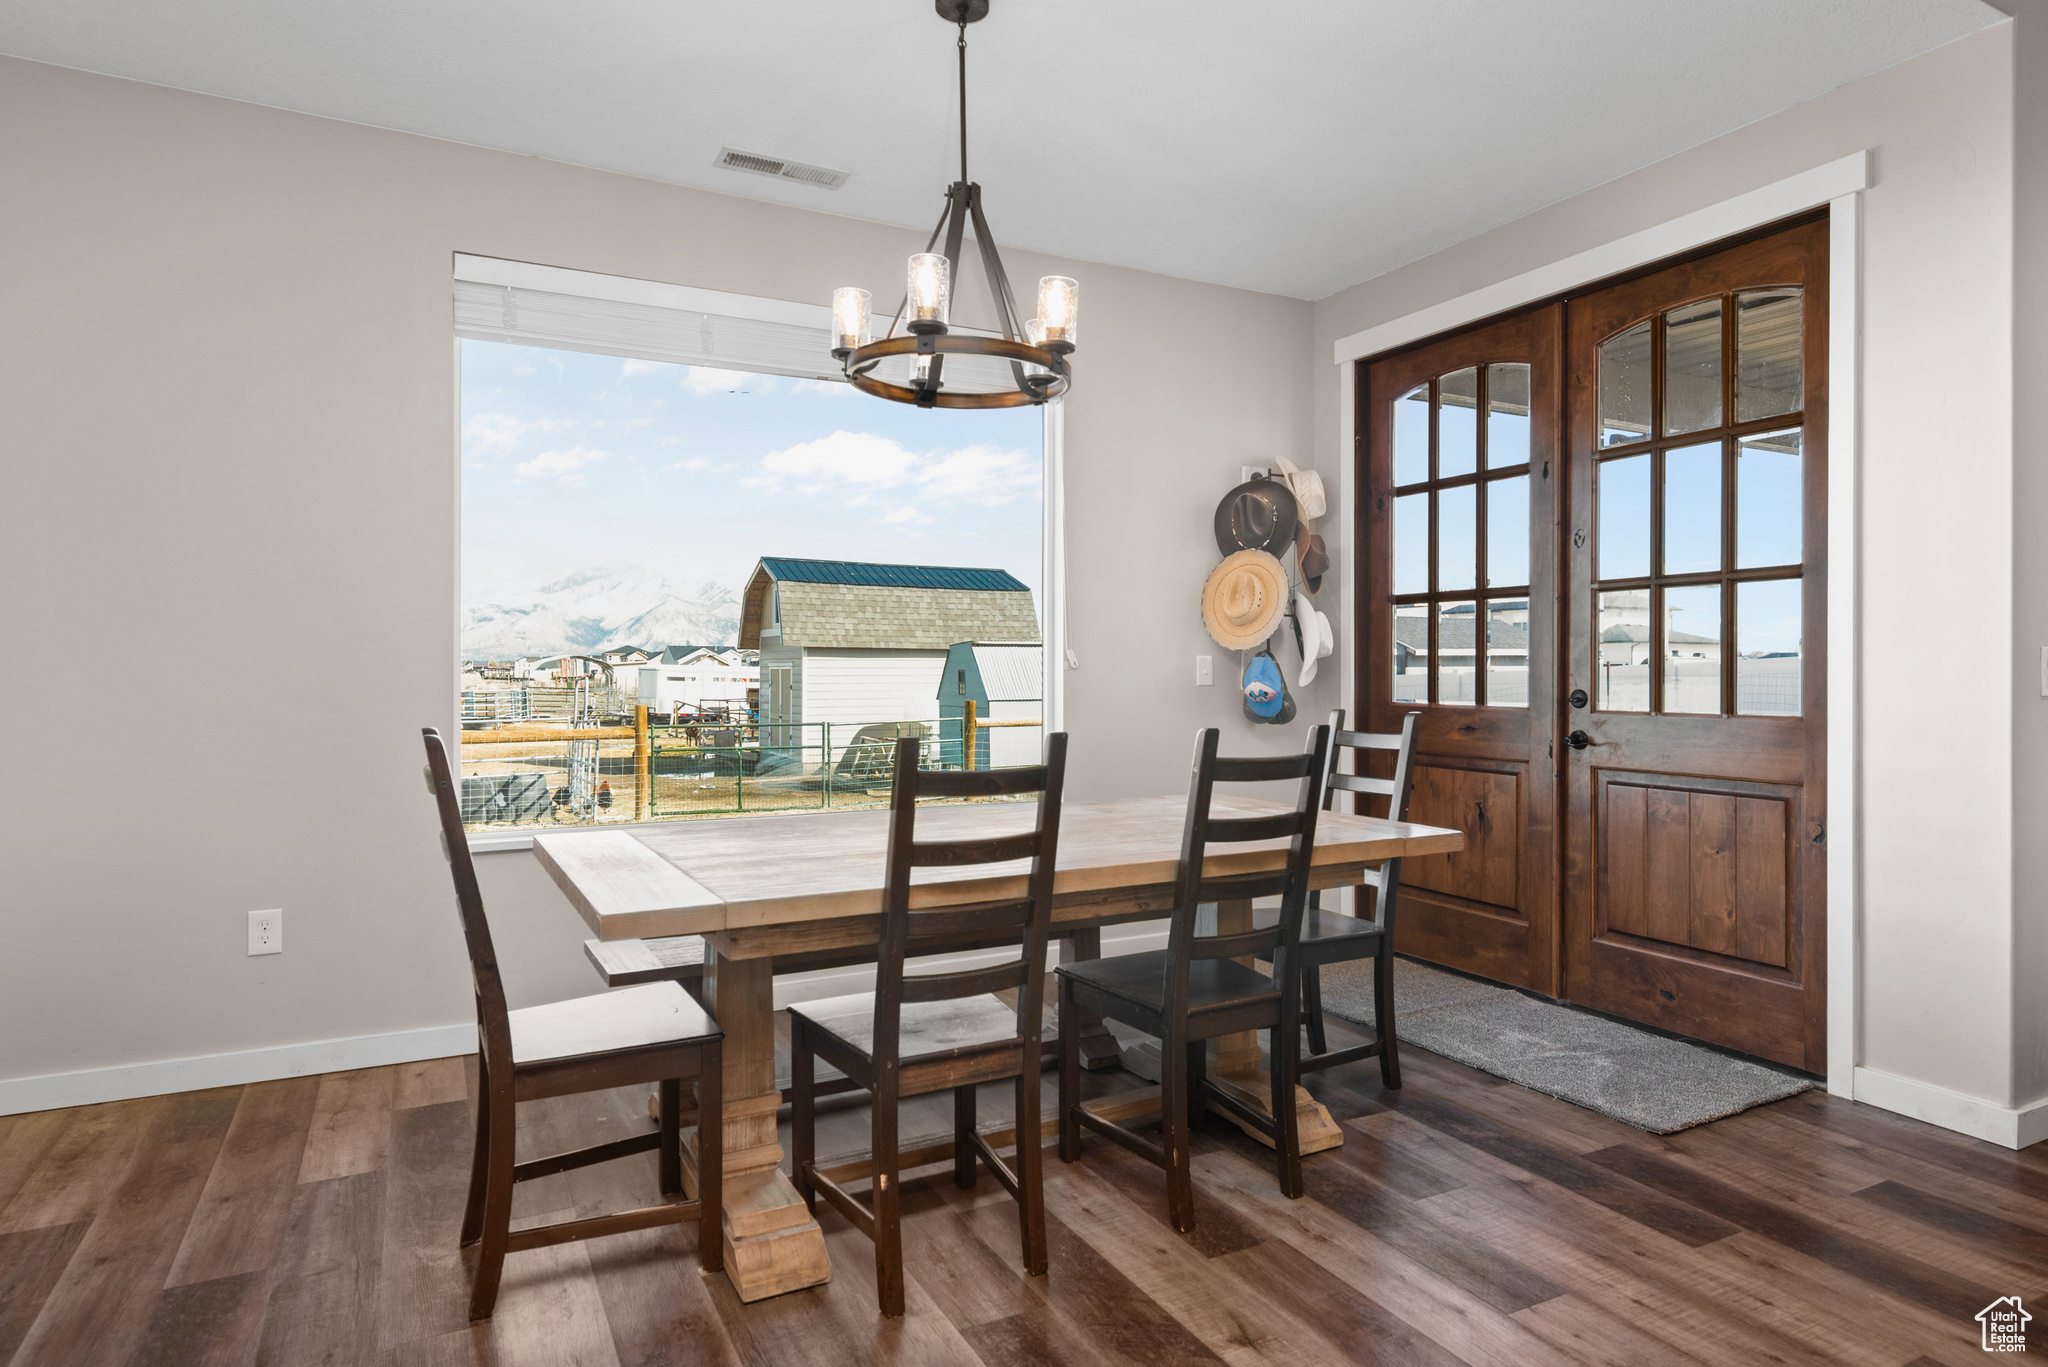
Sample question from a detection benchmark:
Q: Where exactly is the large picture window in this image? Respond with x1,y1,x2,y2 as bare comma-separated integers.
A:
456,275,1046,834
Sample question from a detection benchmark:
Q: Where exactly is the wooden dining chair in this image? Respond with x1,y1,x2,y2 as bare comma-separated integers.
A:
1253,708,1420,1085
422,728,723,1321
787,733,1069,1318
1056,724,1329,1232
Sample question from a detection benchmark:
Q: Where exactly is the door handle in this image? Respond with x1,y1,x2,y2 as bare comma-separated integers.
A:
1567,730,1595,751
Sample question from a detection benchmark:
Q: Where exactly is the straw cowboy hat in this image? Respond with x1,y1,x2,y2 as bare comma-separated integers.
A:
1274,457,1327,522
1201,549,1288,651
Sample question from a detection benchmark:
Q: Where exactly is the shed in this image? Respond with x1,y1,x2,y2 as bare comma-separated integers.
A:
937,641,1044,768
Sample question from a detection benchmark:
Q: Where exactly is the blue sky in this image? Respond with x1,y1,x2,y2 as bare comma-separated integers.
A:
459,339,1043,604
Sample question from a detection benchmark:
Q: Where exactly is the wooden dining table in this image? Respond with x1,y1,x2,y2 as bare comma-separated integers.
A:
533,794,1463,1302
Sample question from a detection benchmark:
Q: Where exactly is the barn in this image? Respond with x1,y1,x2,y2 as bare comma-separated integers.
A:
937,641,1045,769
737,557,1040,763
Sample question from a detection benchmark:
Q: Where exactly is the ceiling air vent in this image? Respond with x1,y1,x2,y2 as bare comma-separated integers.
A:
714,147,850,190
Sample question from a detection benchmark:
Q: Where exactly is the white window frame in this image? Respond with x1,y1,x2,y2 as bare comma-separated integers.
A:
454,254,1066,852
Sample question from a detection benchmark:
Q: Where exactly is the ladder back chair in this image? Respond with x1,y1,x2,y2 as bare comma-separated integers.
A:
1252,709,1419,1084
1056,723,1330,1232
788,733,1069,1318
422,728,723,1321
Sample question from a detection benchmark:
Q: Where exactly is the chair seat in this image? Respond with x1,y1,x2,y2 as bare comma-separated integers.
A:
1251,904,1387,945
1055,951,1276,1016
788,990,1022,1063
509,981,720,1069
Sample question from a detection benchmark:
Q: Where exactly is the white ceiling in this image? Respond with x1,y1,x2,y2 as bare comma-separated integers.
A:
0,0,2002,299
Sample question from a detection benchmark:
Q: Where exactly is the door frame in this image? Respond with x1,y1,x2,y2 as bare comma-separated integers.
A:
1335,151,1865,1095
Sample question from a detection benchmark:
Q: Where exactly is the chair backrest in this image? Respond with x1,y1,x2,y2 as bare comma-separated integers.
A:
1320,709,1419,820
872,732,1070,1070
1162,724,1331,1016
422,728,515,1077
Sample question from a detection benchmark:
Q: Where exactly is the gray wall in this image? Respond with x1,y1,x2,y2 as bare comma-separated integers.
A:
1315,26,2025,1118
0,55,1312,1092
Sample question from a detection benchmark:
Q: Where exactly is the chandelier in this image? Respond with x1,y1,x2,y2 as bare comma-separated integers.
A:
830,0,1077,409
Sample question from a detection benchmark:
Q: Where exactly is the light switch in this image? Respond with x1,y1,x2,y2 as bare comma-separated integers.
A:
1196,655,1213,686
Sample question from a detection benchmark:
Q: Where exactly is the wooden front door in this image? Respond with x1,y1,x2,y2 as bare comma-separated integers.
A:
1360,305,1563,993
1561,218,1827,1071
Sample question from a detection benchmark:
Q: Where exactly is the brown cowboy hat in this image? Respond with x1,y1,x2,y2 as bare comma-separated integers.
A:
1213,477,1299,557
1294,521,1330,595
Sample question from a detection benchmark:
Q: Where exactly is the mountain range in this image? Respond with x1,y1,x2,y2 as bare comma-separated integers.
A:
462,567,741,659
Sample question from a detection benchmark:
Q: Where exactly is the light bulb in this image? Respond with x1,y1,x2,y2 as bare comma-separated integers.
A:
1036,277,1078,344
908,253,951,327
831,287,871,351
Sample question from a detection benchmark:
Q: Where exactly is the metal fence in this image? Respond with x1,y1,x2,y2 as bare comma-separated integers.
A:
457,714,1045,832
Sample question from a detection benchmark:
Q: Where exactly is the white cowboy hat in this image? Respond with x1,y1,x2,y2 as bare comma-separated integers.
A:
1295,591,1335,687
1274,456,1327,523
1201,549,1288,651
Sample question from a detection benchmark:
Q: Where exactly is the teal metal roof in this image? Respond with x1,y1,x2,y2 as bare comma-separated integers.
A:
759,558,1028,592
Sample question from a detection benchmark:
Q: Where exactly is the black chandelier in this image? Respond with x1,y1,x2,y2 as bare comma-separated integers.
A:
831,0,1077,409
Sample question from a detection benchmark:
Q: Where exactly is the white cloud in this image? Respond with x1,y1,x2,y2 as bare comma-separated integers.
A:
625,416,655,430
516,446,612,484
463,412,529,456
759,430,919,489
663,456,712,474
915,442,1039,505
621,358,672,379
513,363,536,377
682,366,772,396
877,505,932,526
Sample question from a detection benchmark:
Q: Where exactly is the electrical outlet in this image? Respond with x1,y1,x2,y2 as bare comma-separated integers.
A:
1196,655,1213,686
248,909,282,956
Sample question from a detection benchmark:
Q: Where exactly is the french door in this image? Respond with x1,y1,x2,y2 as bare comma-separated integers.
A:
1360,305,1563,993
1561,219,1827,1071
1358,216,1827,1069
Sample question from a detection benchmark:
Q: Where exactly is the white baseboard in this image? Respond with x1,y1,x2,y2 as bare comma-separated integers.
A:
0,1023,478,1118
1853,1066,2048,1150
0,923,1175,1116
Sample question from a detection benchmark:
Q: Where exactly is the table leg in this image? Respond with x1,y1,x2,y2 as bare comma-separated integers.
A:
1060,929,1123,1071
1206,898,1343,1155
682,950,832,1301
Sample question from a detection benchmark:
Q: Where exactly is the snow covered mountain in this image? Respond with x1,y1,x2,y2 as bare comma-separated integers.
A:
462,567,740,659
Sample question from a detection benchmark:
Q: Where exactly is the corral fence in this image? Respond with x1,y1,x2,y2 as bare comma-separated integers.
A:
457,702,1043,832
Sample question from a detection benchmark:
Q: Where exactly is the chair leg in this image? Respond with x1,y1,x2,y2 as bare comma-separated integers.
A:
1271,1005,1304,1201
1374,947,1402,1090
791,1024,817,1214
467,1089,517,1321
1160,1029,1196,1234
954,1085,978,1190
872,1078,904,1318
459,1055,492,1248
1302,962,1328,1057
1013,1066,1047,1276
1186,1039,1208,1129
697,1040,723,1275
1057,976,1081,1164
658,1078,683,1197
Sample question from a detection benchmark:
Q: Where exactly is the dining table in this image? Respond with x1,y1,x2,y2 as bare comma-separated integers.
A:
532,793,1463,1302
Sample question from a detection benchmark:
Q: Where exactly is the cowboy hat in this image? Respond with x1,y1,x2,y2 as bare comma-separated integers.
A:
1213,477,1298,556
1294,591,1334,688
1201,549,1288,651
1274,457,1327,522
1294,521,1330,595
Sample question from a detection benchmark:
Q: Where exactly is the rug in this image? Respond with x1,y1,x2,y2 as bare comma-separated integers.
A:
1314,956,1814,1133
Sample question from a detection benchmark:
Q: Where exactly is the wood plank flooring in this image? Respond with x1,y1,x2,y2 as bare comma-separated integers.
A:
0,1014,2041,1365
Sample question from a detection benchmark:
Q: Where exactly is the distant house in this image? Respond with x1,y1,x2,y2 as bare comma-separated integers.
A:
635,644,757,718
738,557,1040,757
599,645,656,666
937,641,1044,768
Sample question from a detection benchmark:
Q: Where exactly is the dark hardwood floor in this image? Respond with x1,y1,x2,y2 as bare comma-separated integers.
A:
1,1011,2042,1365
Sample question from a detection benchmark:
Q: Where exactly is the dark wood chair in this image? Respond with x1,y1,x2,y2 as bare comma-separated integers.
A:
787,733,1069,1318
422,728,723,1321
1056,724,1330,1232
1253,708,1419,1085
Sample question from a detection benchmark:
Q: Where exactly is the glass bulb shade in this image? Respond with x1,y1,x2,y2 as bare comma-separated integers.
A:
1037,276,1079,343
908,253,951,325
1023,317,1046,345
831,287,871,349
